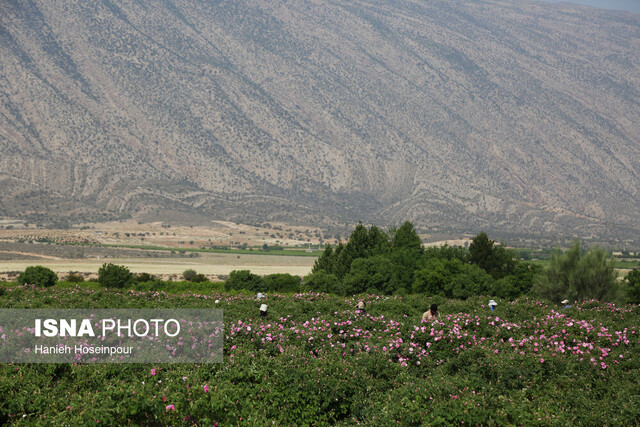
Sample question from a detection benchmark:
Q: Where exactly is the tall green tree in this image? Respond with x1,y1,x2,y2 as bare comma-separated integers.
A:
469,232,517,279
388,221,423,291
312,245,334,274
533,241,618,302
367,225,391,256
469,232,494,271
334,223,369,278
391,221,423,253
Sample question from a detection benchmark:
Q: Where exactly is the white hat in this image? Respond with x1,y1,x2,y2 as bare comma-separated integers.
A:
257,292,265,299
260,304,268,312
488,300,497,306
561,299,569,304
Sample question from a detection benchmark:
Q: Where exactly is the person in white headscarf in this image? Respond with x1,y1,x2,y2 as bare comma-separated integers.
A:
489,300,497,311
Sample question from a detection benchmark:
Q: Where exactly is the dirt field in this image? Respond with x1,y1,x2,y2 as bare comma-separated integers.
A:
0,251,316,280
0,219,325,280
0,219,334,249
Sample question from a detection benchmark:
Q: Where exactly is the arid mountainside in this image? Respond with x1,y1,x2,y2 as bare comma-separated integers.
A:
1,0,639,243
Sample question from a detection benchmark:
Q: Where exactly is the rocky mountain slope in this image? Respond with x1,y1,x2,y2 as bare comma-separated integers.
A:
1,0,639,243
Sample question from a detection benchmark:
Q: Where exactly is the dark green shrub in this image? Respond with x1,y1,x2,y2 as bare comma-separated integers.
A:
17,266,58,287
65,273,85,283
135,272,155,283
413,258,494,299
492,262,542,299
304,271,339,293
183,269,207,283
98,263,133,288
225,270,265,292
183,269,197,281
192,273,208,283
343,256,393,295
264,273,301,292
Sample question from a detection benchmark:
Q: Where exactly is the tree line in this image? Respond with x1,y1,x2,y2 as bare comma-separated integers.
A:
304,222,539,299
5,221,638,304
305,222,631,303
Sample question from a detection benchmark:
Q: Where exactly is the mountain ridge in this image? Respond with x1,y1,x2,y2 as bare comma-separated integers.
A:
0,0,639,244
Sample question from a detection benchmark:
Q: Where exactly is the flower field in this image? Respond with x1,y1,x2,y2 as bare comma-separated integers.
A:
1,284,639,425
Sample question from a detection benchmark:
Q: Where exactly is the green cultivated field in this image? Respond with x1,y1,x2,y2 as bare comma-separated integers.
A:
0,283,639,425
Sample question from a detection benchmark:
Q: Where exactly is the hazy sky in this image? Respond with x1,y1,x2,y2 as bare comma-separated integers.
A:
537,0,640,13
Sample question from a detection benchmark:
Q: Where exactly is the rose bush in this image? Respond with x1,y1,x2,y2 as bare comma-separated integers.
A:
0,283,638,424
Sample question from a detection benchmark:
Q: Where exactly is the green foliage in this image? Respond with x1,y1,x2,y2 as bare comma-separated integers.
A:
65,273,85,283
492,263,543,299
98,263,133,289
312,245,334,274
624,269,640,304
182,269,207,283
1,288,638,425
224,270,265,292
193,274,208,283
424,244,468,262
413,258,494,299
334,223,392,279
414,258,460,295
367,225,392,256
310,224,533,300
135,272,155,283
391,221,423,253
334,223,369,279
469,232,517,279
388,247,421,291
533,241,618,302
262,244,284,251
182,269,197,281
130,280,223,293
263,273,301,292
343,256,393,295
469,232,494,270
303,270,339,293
17,266,58,287
388,222,423,290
